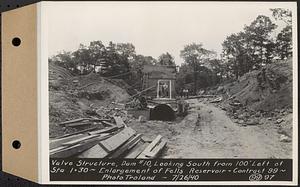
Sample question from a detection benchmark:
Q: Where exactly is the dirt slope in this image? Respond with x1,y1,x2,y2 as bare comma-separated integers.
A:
49,63,130,137
223,58,292,112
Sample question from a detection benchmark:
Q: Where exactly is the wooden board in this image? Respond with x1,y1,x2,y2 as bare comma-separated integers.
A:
65,122,92,127
99,127,136,152
77,144,108,158
52,127,98,139
145,140,167,158
50,134,87,149
109,134,142,158
101,121,116,127
59,118,111,126
88,126,118,135
58,118,87,126
50,137,104,158
137,135,167,159
61,135,100,146
125,142,150,159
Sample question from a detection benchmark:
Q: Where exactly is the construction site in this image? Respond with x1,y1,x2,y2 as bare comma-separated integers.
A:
49,57,293,159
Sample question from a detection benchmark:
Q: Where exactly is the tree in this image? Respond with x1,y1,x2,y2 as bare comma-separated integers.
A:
222,15,278,80
49,51,76,72
276,25,292,59
222,33,244,79
270,8,292,26
100,41,130,78
270,8,292,59
88,41,106,72
176,63,193,93
222,32,256,79
180,43,215,93
73,44,94,74
244,15,277,64
116,43,136,60
157,52,175,66
208,59,226,83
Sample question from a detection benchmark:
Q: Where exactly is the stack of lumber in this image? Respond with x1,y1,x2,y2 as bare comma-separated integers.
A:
50,117,166,159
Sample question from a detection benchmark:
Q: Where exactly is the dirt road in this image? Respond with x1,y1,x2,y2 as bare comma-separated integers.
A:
129,99,292,158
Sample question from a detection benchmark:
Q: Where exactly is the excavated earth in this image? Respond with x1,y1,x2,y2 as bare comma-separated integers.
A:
128,98,292,158
49,63,130,137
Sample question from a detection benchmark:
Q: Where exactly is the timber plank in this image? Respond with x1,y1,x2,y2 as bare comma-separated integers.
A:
59,118,111,126
50,139,99,158
62,134,101,146
99,127,136,152
50,146,68,154
88,126,118,135
101,121,116,127
125,142,149,158
65,122,92,127
144,139,167,158
50,134,114,158
77,144,108,158
50,134,86,149
58,118,87,125
137,135,167,159
54,127,98,139
109,134,142,158
141,135,162,153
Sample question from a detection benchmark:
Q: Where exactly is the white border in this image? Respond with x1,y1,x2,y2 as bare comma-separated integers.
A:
39,2,50,183
39,1,298,185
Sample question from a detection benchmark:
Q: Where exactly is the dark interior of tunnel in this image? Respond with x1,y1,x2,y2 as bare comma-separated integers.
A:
150,104,175,121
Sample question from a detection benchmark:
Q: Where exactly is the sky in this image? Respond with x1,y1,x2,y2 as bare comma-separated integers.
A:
45,2,295,65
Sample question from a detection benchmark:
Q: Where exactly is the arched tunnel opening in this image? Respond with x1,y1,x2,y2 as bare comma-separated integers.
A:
150,104,175,121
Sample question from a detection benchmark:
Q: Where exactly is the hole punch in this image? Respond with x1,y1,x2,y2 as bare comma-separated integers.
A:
12,140,21,149
12,37,21,46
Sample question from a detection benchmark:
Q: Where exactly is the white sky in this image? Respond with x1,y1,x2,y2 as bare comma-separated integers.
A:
45,2,295,65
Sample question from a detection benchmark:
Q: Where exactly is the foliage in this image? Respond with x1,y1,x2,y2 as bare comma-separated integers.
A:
270,8,292,26
271,8,293,59
179,43,216,93
49,51,78,74
157,52,176,66
221,11,293,79
49,8,293,94
49,41,160,90
276,25,292,59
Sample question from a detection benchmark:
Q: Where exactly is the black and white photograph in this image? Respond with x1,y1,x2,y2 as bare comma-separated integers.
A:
48,2,296,161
